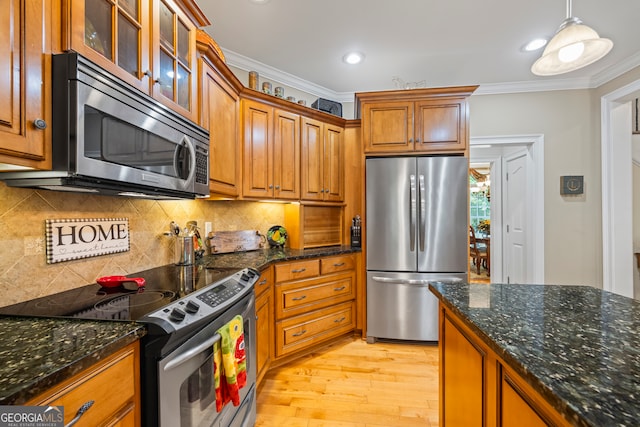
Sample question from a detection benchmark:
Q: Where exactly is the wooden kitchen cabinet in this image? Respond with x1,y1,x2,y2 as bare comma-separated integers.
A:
300,117,344,202
27,342,141,426
242,99,300,200
197,31,242,197
439,304,571,427
255,266,274,386
273,255,356,359
0,0,51,170
64,0,208,121
356,86,477,155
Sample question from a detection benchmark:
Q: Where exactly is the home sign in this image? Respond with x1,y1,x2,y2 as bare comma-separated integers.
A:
45,218,130,264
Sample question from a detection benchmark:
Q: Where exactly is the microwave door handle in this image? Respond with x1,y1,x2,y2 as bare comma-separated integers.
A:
174,135,197,184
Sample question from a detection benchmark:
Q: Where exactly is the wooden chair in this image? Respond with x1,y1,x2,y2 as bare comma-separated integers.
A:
469,226,489,275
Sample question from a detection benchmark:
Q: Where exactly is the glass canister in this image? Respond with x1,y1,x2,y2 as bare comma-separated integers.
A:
248,71,259,90
262,82,272,95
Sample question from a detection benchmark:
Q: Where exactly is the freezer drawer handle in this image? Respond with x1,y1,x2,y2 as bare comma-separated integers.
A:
372,276,463,286
291,295,307,301
334,317,346,323
292,329,307,337
291,268,307,273
333,286,346,291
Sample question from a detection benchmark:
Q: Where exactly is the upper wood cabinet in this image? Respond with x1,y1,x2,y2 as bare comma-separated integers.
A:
64,0,209,121
301,117,344,202
356,86,477,155
242,99,300,200
197,31,243,198
0,0,51,170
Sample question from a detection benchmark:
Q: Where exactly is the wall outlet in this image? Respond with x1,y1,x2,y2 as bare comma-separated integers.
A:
204,222,212,237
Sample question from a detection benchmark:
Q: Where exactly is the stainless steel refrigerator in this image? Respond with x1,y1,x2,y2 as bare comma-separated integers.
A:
366,156,468,342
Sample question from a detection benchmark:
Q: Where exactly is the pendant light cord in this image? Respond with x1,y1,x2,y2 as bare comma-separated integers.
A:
566,0,572,19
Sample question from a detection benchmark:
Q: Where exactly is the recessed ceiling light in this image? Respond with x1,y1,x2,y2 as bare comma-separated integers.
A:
343,52,365,65
249,0,270,4
524,38,548,52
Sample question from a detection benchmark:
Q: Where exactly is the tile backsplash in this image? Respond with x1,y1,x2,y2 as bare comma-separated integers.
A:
0,183,284,307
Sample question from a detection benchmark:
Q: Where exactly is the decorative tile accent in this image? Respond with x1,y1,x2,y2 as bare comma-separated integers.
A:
0,183,284,307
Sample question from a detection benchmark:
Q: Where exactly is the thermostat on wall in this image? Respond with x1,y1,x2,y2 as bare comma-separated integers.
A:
560,175,584,195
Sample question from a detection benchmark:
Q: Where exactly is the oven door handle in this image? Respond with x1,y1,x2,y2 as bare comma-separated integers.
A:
163,332,222,371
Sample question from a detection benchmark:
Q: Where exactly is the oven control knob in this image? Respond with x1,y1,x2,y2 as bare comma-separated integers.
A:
185,300,200,314
169,307,186,323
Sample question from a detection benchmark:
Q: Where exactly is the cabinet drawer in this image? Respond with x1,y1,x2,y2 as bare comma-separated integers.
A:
255,267,274,298
275,301,355,357
275,272,355,319
275,259,320,282
29,343,139,426
320,254,355,275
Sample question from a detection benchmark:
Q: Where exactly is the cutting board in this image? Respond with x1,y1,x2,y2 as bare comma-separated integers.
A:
208,230,266,254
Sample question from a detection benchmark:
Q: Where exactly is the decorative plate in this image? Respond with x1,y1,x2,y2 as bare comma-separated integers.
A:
266,225,287,247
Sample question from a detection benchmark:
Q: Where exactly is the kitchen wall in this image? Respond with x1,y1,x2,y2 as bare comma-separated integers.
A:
469,89,601,287
0,182,284,307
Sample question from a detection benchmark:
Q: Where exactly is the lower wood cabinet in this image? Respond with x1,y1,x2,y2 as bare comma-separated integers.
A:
27,341,141,427
273,254,356,359
255,266,274,385
439,305,571,427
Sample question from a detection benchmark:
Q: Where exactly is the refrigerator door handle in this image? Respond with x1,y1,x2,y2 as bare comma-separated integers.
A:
410,174,417,251
371,276,464,286
419,174,426,252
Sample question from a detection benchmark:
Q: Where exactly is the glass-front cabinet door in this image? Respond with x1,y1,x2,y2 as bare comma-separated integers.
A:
152,0,197,121
68,0,151,93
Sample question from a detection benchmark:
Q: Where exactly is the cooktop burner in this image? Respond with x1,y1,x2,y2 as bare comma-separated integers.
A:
0,264,244,322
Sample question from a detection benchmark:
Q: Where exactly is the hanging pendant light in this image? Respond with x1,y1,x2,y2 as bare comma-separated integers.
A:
531,0,612,76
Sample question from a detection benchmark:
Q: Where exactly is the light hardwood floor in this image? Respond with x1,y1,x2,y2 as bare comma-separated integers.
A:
256,336,440,427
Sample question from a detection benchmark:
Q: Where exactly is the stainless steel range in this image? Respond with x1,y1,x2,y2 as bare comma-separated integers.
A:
0,264,259,427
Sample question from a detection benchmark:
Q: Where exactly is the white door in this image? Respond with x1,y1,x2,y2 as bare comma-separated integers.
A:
504,151,528,284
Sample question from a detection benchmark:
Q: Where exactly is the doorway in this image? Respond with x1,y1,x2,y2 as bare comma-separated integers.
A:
601,80,640,298
470,135,545,284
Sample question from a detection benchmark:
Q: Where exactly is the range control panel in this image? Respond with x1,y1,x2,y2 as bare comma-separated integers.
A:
144,268,258,331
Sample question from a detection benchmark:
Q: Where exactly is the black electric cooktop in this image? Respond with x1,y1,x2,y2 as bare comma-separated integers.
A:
0,264,241,322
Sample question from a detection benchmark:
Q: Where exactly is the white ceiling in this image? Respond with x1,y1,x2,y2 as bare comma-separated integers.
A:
198,0,640,102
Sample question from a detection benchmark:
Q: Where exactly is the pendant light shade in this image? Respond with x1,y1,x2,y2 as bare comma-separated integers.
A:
531,1,612,76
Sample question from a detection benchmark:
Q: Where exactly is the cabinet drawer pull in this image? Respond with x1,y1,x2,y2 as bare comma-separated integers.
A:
291,295,307,301
258,279,268,286
333,286,346,291
65,400,94,427
334,317,346,323
292,330,307,337
291,268,306,273
333,262,345,267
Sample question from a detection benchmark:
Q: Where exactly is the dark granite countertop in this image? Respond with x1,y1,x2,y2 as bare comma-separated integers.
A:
429,282,640,427
0,317,145,405
203,245,361,271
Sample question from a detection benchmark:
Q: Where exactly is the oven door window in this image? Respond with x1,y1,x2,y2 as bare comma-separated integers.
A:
83,105,192,180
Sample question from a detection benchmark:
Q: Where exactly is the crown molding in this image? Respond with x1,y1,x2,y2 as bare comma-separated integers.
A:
223,47,640,101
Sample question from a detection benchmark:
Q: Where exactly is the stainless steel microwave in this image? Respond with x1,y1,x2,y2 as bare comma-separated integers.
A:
0,53,210,199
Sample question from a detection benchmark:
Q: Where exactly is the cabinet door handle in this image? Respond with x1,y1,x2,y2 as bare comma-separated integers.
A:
275,185,280,189
320,189,325,193
291,268,306,273
291,295,307,301
65,400,94,427
409,138,413,143
292,329,307,337
416,138,421,143
333,262,345,267
258,279,268,286
268,184,274,189
334,317,346,323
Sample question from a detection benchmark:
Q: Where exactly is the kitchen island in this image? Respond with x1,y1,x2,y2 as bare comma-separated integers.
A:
429,282,640,427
